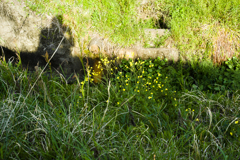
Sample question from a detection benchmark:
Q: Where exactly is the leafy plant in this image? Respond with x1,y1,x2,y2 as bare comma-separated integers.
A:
225,56,240,71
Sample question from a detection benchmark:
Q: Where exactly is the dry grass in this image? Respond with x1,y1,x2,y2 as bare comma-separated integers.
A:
212,25,240,64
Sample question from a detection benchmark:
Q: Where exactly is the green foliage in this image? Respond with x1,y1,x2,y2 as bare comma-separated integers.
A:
1,55,240,159
225,56,240,71
156,0,240,57
2,0,240,158
24,0,240,60
24,0,156,46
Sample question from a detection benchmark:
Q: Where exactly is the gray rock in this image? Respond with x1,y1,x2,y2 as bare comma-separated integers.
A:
0,0,83,76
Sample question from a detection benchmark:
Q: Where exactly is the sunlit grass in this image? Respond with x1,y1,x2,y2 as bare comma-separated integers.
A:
24,0,240,61
25,0,155,47
155,0,240,60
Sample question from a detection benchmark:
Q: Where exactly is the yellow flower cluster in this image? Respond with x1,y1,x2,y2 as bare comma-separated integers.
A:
185,108,195,112
114,59,174,102
92,57,178,106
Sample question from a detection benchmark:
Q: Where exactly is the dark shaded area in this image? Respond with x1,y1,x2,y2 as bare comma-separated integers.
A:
155,15,169,29
0,46,46,68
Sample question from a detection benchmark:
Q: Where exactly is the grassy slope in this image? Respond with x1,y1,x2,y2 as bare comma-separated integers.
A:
25,0,240,60
157,0,240,61
25,0,156,47
1,0,240,159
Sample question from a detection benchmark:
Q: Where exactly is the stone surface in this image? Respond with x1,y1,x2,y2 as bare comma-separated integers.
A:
87,33,179,62
143,29,170,48
0,0,82,77
0,0,40,52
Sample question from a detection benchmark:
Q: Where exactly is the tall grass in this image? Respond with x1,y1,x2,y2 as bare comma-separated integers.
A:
1,55,240,159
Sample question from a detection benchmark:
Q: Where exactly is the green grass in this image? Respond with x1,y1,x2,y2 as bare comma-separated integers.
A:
1,0,240,159
24,0,240,60
156,0,240,60
1,55,240,159
25,0,156,47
